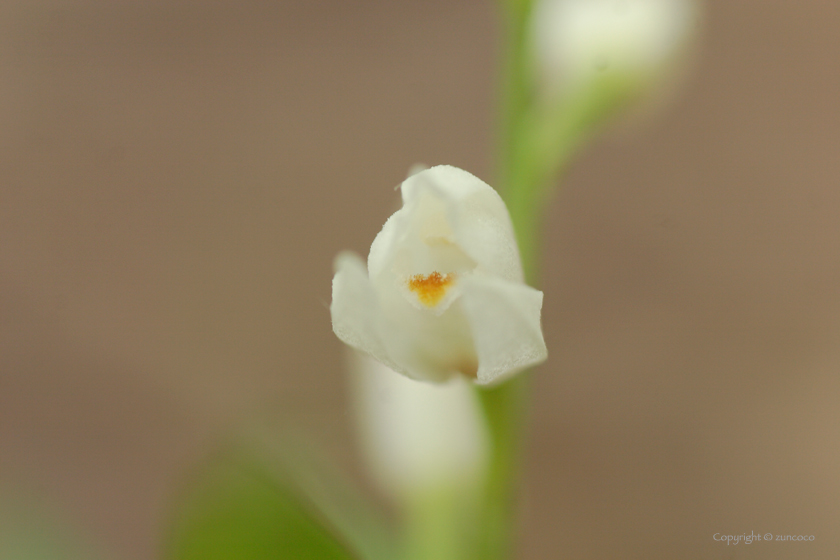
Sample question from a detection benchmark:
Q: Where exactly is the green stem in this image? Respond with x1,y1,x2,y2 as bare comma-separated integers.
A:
402,485,481,560
473,5,604,559
476,113,584,558
474,374,530,560
472,177,546,560
471,5,537,558
497,0,534,198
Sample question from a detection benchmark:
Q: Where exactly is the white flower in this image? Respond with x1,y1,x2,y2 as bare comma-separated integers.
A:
331,165,547,385
351,351,488,495
530,0,698,93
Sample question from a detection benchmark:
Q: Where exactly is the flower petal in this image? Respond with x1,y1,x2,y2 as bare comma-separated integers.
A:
367,208,406,283
401,166,524,283
459,275,548,385
330,252,405,374
382,299,477,383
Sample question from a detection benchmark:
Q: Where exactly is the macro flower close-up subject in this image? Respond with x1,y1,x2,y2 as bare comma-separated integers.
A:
331,165,547,385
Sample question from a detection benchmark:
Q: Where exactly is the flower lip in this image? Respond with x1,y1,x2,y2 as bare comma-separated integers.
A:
407,271,456,308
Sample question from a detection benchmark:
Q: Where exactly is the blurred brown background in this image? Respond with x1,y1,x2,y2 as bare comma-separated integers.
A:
1,0,839,558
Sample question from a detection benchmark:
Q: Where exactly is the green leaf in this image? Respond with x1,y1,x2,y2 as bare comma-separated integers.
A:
165,452,359,560
252,435,398,560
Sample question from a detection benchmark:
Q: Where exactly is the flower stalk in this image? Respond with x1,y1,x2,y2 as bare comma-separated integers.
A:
478,0,698,556
475,1,602,557
471,3,541,558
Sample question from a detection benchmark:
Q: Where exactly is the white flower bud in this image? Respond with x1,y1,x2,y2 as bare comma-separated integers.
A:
530,0,698,94
331,165,547,385
350,352,488,496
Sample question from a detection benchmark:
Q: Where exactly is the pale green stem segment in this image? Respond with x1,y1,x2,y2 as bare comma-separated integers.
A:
472,4,541,560
473,3,634,560
401,484,484,560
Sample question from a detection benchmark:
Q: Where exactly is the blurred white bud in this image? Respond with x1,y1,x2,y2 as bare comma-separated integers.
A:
530,0,699,95
350,351,488,498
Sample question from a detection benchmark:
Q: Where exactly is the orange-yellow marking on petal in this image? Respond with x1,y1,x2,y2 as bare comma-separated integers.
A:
407,271,455,307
